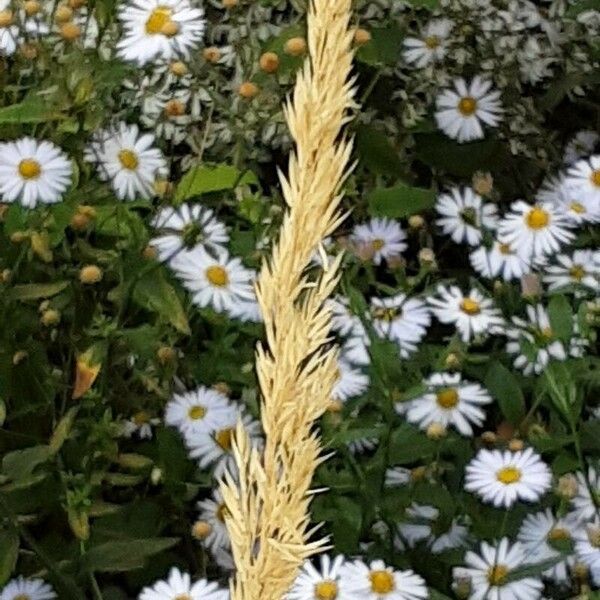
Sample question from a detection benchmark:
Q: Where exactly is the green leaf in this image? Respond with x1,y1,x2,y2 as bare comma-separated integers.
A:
83,538,179,572
566,0,600,17
0,529,19,585
484,362,525,425
2,445,51,481
10,281,70,301
0,97,64,124
132,270,190,335
548,295,573,341
388,424,437,464
175,164,258,202
355,126,403,176
356,25,403,66
368,184,435,218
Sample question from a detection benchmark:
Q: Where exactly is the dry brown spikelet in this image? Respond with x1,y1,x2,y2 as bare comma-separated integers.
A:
220,1,356,599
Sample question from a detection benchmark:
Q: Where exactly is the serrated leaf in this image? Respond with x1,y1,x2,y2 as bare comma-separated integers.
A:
484,362,525,425
175,164,257,202
0,97,65,124
83,538,179,572
368,184,435,218
10,281,70,301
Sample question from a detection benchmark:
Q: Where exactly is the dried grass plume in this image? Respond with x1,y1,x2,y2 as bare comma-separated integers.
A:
219,0,356,599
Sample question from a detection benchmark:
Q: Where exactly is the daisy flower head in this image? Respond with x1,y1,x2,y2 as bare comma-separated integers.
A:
402,18,453,68
350,218,407,265
122,410,160,439
436,187,498,246
341,558,428,600
117,0,205,66
370,293,430,358
0,137,72,208
469,238,531,281
151,203,229,263
543,249,600,295
332,359,369,402
171,247,255,314
435,76,502,143
498,200,574,261
328,295,364,337
574,516,600,586
165,386,234,436
454,538,543,600
402,372,492,437
0,577,56,600
0,4,18,56
341,330,371,367
138,567,228,600
385,466,412,487
518,509,580,583
548,181,600,225
85,122,167,201
195,488,231,553
564,130,600,164
565,154,600,204
287,555,346,600
571,466,600,522
427,285,504,343
465,447,552,508
505,304,568,375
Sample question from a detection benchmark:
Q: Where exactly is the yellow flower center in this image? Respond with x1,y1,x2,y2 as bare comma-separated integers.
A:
216,427,233,451
206,265,229,287
424,35,440,49
587,526,600,548
370,238,385,251
188,405,206,420
498,243,512,255
164,99,186,117
132,410,150,425
460,297,481,315
590,169,600,188
174,595,192,600
569,264,586,281
496,466,521,484
540,326,553,340
436,388,459,409
487,564,509,586
458,96,477,116
0,9,14,27
373,307,399,322
314,580,338,600
216,502,230,522
118,149,139,171
547,527,570,542
18,158,41,179
525,207,550,230
369,570,394,594
569,201,586,214
145,6,171,34
14,595,32,600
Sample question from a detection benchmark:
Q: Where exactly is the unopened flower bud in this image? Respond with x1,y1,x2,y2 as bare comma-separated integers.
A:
259,51,279,73
192,520,212,539
60,21,81,41
23,0,41,16
472,171,494,196
238,81,259,99
142,245,158,260
202,46,221,63
520,273,542,298
212,382,231,396
410,466,427,482
444,352,461,369
41,309,61,327
12,350,28,365
453,576,472,599
481,431,497,445
408,214,425,229
1,269,11,284
327,399,344,413
10,230,28,243
426,422,447,440
54,4,73,22
556,473,579,499
353,28,371,46
284,36,307,56
150,467,162,485
68,0,86,7
222,0,237,8
169,60,188,76
508,438,524,451
0,9,14,26
496,421,514,441
418,247,435,265
19,43,39,60
79,265,103,284
70,212,91,231
156,346,176,365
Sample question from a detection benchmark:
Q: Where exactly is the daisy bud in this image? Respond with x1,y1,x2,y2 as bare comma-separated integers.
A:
191,520,212,540
79,264,103,284
221,0,237,8
238,81,259,99
284,36,307,56
70,212,91,231
142,245,158,260
496,420,514,441
259,51,279,73
520,273,542,298
41,309,61,327
444,352,461,369
353,28,371,46
68,0,86,7
60,21,81,41
573,562,589,581
410,466,427,482
54,4,73,22
426,422,447,440
480,431,497,445
508,438,524,451
156,346,176,365
212,382,231,396
10,230,28,243
160,19,179,37
408,214,425,229
154,179,173,197
39,300,50,313
453,576,472,599
72,348,102,399
0,10,14,26
418,247,435,265
12,350,28,365
353,241,376,262
556,473,579,499
169,60,188,76
472,171,493,196
202,46,221,63
19,43,39,60
386,255,405,269
23,0,41,16
150,466,162,485
164,99,186,117
0,203,9,221
1,269,11,284
327,399,344,413
68,509,90,541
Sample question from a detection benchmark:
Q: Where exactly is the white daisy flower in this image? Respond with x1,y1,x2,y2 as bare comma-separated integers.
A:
470,239,532,281
401,372,492,437
430,520,470,554
543,249,600,294
329,295,364,337
138,567,228,600
0,577,56,600
465,447,552,508
571,467,600,522
350,218,407,265
122,410,160,439
287,555,347,600
85,122,167,201
226,299,263,323
547,180,600,225
435,76,502,143
348,435,379,455
505,304,568,375
427,285,504,343
564,131,600,164
0,137,72,208
332,359,369,402
341,559,428,600
186,410,263,478
170,247,255,314
574,517,600,586
565,155,600,204
454,538,543,600
518,509,580,583
165,386,233,437
402,18,453,68
436,187,498,246
384,466,412,487
341,331,371,367
370,294,430,358
117,0,205,66
151,204,229,262
196,489,231,552
0,4,18,56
